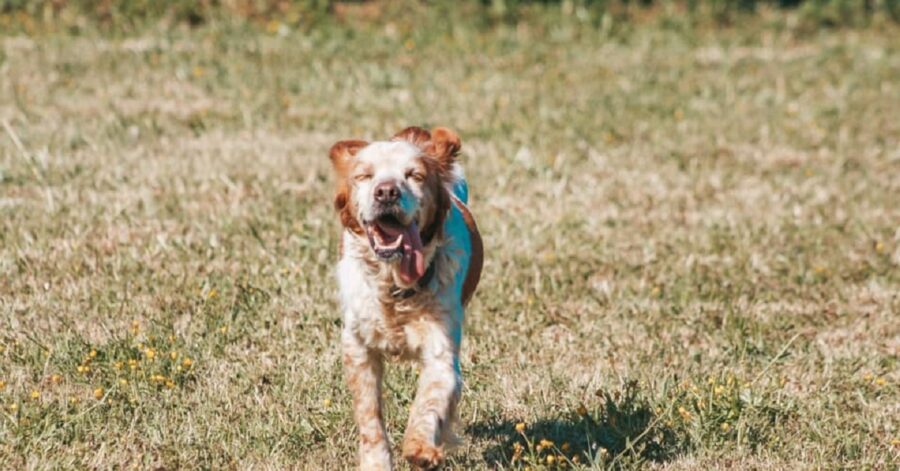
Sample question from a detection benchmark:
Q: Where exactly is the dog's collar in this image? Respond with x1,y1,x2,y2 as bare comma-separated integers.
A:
389,259,437,300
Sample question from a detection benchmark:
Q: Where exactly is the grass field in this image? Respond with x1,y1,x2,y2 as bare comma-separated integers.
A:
1,5,899,469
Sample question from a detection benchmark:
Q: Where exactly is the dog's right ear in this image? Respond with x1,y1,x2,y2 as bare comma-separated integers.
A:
329,140,368,175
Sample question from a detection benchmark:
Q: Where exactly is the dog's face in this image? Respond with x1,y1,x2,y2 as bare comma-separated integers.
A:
330,127,460,285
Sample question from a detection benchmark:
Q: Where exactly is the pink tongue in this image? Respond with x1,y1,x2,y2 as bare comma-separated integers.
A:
397,222,425,285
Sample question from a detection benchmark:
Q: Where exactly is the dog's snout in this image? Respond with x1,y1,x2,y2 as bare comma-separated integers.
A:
374,181,401,204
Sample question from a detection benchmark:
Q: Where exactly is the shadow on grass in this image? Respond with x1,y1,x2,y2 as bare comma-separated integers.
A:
467,381,686,468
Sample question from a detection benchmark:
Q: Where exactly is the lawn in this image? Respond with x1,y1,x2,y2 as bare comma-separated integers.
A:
1,4,898,469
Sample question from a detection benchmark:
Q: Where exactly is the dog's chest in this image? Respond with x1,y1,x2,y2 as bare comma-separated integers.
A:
337,258,432,357
356,301,423,358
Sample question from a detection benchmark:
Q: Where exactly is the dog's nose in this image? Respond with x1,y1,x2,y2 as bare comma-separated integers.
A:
374,181,400,204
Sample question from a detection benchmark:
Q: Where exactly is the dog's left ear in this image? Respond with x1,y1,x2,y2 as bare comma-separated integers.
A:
392,127,432,148
393,126,461,170
428,127,461,168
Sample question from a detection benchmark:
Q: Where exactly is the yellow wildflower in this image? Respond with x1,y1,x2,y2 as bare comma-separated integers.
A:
170,351,179,360
322,398,332,407
721,422,731,432
30,390,40,400
89,349,97,358
93,387,104,400
119,379,128,386
678,406,691,420
546,454,555,465
515,422,526,433
182,358,193,368
539,438,554,448
144,348,156,360
874,377,887,386
512,442,523,462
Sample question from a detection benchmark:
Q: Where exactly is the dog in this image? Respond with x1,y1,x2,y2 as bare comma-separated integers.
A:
328,126,483,470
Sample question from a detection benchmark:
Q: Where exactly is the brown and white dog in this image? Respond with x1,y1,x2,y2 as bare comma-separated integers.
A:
328,126,483,470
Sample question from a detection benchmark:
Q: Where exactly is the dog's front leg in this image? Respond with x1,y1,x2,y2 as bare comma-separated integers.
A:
402,322,461,470
342,331,392,471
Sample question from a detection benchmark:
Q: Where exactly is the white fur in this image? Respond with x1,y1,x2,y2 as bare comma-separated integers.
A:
352,141,424,225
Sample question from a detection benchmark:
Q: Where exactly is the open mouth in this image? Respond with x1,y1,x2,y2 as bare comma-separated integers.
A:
364,213,426,285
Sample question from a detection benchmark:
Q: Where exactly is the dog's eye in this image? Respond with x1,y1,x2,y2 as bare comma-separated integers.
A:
353,173,372,182
406,170,425,183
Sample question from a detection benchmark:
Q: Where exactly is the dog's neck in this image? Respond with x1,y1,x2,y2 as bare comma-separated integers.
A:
388,258,437,300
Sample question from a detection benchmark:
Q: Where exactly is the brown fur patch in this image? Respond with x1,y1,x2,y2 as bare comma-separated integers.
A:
392,126,462,175
453,195,482,306
419,157,451,246
392,126,432,148
329,139,368,236
429,127,461,172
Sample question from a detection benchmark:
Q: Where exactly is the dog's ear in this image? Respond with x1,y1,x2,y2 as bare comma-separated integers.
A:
392,126,432,148
329,140,367,235
329,140,368,176
428,127,461,170
393,126,461,171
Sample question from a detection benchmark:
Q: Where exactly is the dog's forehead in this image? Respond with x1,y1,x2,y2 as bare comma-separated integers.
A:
356,141,421,169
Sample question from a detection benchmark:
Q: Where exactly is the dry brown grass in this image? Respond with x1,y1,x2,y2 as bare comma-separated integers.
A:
1,8,899,470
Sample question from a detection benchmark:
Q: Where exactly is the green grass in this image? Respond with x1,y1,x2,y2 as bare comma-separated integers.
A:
1,5,899,469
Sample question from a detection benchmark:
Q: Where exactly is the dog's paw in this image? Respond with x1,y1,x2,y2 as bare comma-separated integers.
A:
402,437,444,470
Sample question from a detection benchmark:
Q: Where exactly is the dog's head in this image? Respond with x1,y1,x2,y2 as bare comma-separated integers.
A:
329,127,461,285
